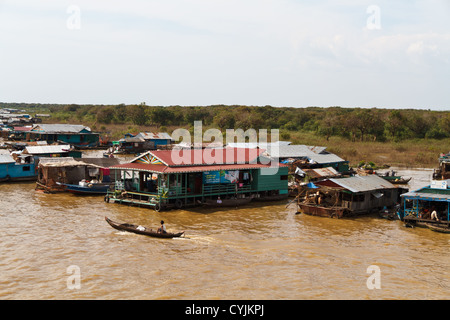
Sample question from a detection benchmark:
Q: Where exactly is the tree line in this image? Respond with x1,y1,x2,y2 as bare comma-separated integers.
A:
2,102,450,142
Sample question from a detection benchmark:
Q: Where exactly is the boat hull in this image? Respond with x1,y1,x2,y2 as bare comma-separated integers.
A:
105,217,184,238
426,223,450,234
298,203,347,219
65,183,111,195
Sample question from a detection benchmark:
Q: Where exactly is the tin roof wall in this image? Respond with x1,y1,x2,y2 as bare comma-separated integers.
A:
0,154,15,164
31,124,92,134
316,175,395,193
401,190,450,202
135,132,173,140
326,175,395,193
265,144,346,164
226,141,292,149
38,157,102,168
24,144,72,155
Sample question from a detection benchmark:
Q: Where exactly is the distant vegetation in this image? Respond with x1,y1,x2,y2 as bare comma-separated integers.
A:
2,102,450,167
3,102,450,141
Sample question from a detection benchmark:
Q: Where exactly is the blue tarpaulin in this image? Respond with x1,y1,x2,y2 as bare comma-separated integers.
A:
306,182,319,189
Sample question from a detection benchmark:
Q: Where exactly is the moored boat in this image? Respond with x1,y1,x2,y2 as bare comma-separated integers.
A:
379,175,411,184
298,203,348,219
105,217,185,238
63,182,112,195
426,223,450,234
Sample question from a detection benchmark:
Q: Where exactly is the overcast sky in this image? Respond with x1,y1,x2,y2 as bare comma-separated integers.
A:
0,1,449,109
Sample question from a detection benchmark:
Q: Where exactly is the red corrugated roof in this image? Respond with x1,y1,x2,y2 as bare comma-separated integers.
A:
110,162,286,173
146,147,265,166
13,126,32,132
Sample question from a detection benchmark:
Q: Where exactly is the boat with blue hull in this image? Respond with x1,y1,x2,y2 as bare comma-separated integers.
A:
61,182,112,195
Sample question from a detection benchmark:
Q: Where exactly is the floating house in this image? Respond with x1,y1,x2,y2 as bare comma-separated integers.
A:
22,144,82,159
399,180,450,228
36,157,120,193
0,153,37,182
432,152,450,180
265,144,350,174
134,132,173,148
26,124,100,149
106,147,289,211
297,175,406,218
113,132,173,154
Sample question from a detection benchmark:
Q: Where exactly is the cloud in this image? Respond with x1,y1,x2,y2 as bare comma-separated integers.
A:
0,0,449,108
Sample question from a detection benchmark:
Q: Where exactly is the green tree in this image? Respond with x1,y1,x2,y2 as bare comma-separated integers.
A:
127,104,148,126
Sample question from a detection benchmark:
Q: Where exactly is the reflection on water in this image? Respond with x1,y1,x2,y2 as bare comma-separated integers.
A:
0,168,449,299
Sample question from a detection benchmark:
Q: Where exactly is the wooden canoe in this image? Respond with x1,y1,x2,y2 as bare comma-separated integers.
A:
426,223,450,234
105,217,185,238
379,175,411,184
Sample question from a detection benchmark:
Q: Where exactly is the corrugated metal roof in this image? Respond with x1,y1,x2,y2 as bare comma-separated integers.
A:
265,144,345,164
303,167,339,179
328,175,396,193
119,137,145,143
24,144,72,154
110,162,285,174
135,132,172,140
401,191,450,202
226,141,292,148
31,124,91,133
38,157,102,168
0,154,15,164
132,148,265,167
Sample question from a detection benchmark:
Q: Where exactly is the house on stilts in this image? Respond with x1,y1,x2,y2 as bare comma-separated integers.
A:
105,147,289,211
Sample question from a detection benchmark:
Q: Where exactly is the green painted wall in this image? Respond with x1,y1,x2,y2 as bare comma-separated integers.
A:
252,166,289,192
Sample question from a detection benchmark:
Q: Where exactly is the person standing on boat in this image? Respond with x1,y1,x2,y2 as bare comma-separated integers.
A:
158,220,167,234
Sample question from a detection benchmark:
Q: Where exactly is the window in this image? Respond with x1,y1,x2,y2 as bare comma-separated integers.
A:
280,175,288,180
22,166,30,172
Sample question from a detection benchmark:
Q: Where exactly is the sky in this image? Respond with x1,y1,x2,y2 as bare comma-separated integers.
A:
0,0,449,110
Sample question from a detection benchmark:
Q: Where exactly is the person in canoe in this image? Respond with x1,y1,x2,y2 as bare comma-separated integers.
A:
157,220,167,234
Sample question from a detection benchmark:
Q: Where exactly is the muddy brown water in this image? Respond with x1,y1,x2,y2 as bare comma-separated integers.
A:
0,166,449,299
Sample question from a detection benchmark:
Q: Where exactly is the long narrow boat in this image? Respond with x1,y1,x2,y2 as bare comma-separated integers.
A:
379,175,411,185
63,183,112,195
105,217,185,238
426,223,450,234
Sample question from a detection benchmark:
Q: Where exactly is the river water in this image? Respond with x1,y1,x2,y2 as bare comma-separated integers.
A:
0,166,449,300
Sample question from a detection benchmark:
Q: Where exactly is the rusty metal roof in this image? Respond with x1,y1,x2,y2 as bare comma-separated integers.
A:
328,175,396,193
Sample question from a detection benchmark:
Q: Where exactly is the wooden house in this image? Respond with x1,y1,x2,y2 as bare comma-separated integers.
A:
433,152,450,180
36,157,120,193
298,175,406,218
22,144,82,159
265,144,350,173
106,147,289,211
114,132,173,154
27,124,100,148
399,180,450,229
